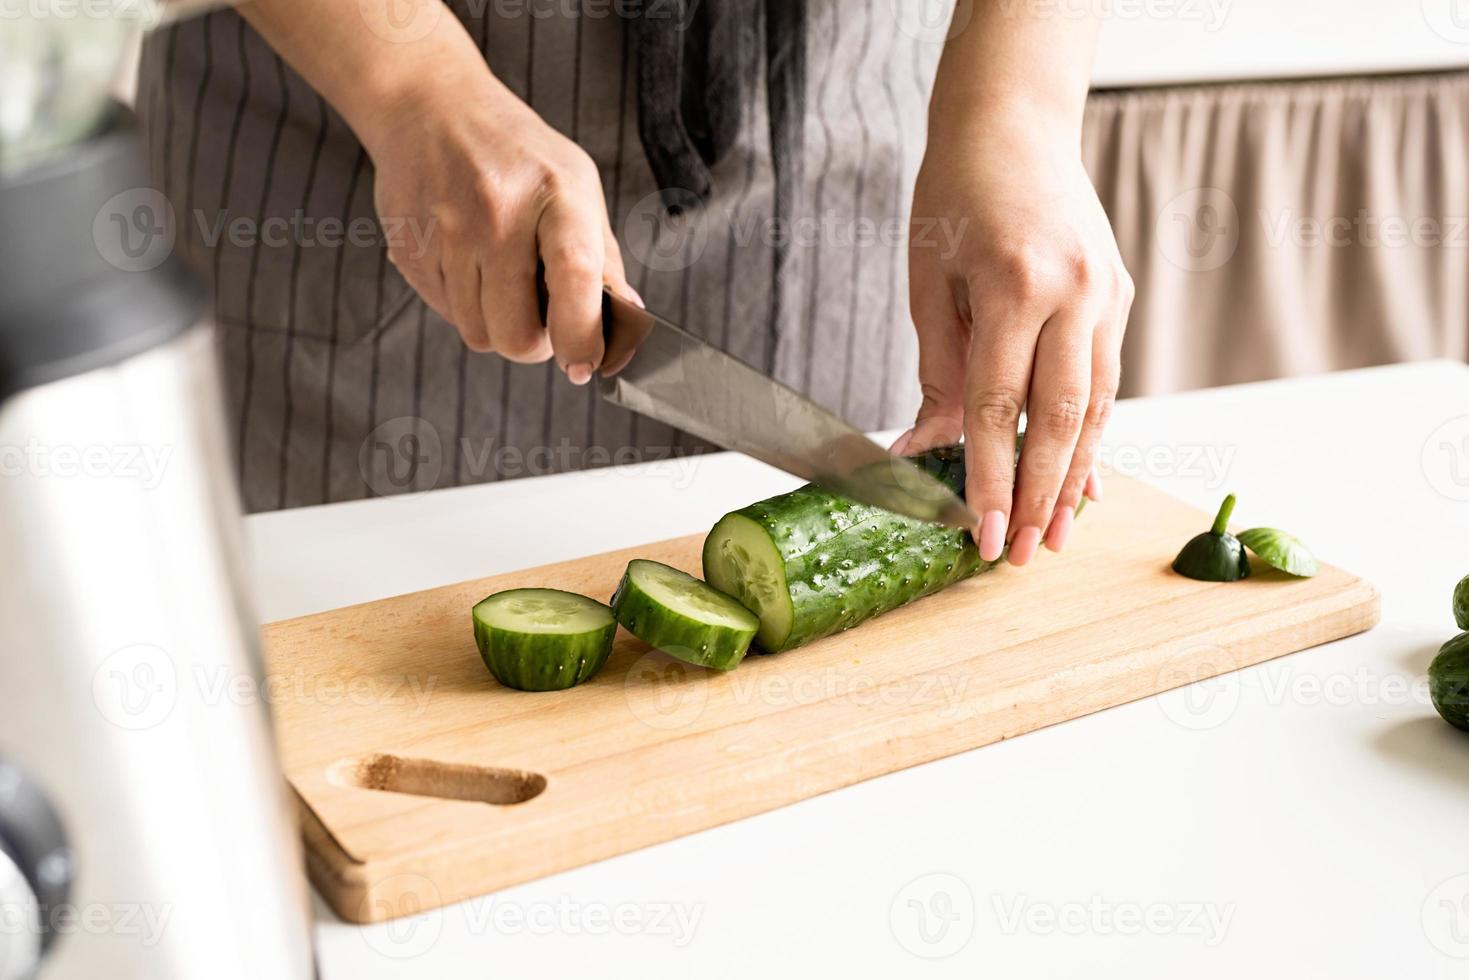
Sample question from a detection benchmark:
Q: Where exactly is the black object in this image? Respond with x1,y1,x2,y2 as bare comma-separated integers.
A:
0,106,205,405
0,759,73,959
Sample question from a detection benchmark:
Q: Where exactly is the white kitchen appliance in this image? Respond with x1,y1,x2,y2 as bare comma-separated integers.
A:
0,10,317,980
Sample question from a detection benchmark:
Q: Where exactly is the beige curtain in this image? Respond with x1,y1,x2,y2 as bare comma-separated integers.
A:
1083,70,1469,397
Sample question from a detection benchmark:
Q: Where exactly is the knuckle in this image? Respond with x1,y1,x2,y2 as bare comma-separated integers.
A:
544,240,600,281
1118,268,1137,305
968,391,1023,433
1040,389,1087,437
1085,390,1116,428
1067,252,1094,289
994,247,1050,307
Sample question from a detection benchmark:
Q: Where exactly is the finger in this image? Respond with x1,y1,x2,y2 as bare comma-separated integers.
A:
905,256,968,455
599,223,648,377
444,253,489,351
962,287,1044,563
1084,468,1102,502
1008,306,1092,566
1048,318,1121,551
539,197,607,384
481,245,551,364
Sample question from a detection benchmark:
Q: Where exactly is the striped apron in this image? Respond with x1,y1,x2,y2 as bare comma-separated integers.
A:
136,0,944,512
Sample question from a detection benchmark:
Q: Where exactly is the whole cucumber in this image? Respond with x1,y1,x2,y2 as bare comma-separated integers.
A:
702,446,995,653
1430,632,1469,733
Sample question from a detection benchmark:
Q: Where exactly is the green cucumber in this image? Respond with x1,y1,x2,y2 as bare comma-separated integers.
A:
472,588,616,692
1454,575,1469,631
1430,632,1469,733
702,445,994,654
610,559,758,670
1172,494,1250,582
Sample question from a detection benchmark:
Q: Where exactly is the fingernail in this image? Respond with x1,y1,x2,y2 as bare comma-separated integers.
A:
1007,526,1042,567
1045,505,1074,552
978,510,1007,562
1085,469,1103,502
566,362,594,385
890,429,914,455
627,286,646,309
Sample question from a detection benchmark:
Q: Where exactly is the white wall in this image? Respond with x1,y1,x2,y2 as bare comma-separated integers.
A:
1092,0,1469,87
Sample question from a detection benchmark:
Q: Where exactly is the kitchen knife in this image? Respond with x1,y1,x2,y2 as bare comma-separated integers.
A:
595,286,979,529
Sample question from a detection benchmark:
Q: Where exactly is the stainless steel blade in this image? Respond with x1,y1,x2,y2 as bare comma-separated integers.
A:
596,289,978,528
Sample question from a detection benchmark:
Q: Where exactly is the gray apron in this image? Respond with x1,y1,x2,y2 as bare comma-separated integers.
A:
137,0,940,512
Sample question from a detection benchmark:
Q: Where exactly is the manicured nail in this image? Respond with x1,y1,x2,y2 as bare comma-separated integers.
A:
1008,526,1042,567
978,510,1007,562
566,362,594,385
1084,469,1103,502
1045,505,1074,552
890,429,914,455
627,286,646,309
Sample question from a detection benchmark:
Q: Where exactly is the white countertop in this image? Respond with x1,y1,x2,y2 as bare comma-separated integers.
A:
249,359,1469,979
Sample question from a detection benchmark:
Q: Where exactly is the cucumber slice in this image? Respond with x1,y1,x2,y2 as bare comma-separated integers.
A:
610,559,758,670
472,588,616,692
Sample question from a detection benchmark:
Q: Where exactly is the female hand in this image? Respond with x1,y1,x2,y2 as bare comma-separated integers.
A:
899,105,1132,567
365,71,641,381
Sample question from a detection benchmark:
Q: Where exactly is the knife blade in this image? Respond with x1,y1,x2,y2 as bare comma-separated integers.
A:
595,287,978,529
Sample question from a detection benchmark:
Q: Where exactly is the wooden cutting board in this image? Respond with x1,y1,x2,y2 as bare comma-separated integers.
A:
262,474,1379,923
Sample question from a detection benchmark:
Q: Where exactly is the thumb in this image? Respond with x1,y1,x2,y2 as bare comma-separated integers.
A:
904,259,968,454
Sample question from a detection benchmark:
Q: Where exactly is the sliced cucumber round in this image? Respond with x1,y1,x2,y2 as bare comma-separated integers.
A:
703,512,795,653
610,559,758,671
472,588,616,692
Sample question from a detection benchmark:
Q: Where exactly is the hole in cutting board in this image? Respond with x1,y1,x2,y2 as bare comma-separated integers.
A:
327,754,547,806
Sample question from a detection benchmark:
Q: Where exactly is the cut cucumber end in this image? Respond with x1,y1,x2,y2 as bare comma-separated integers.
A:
472,588,616,692
611,559,758,670
702,513,793,652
